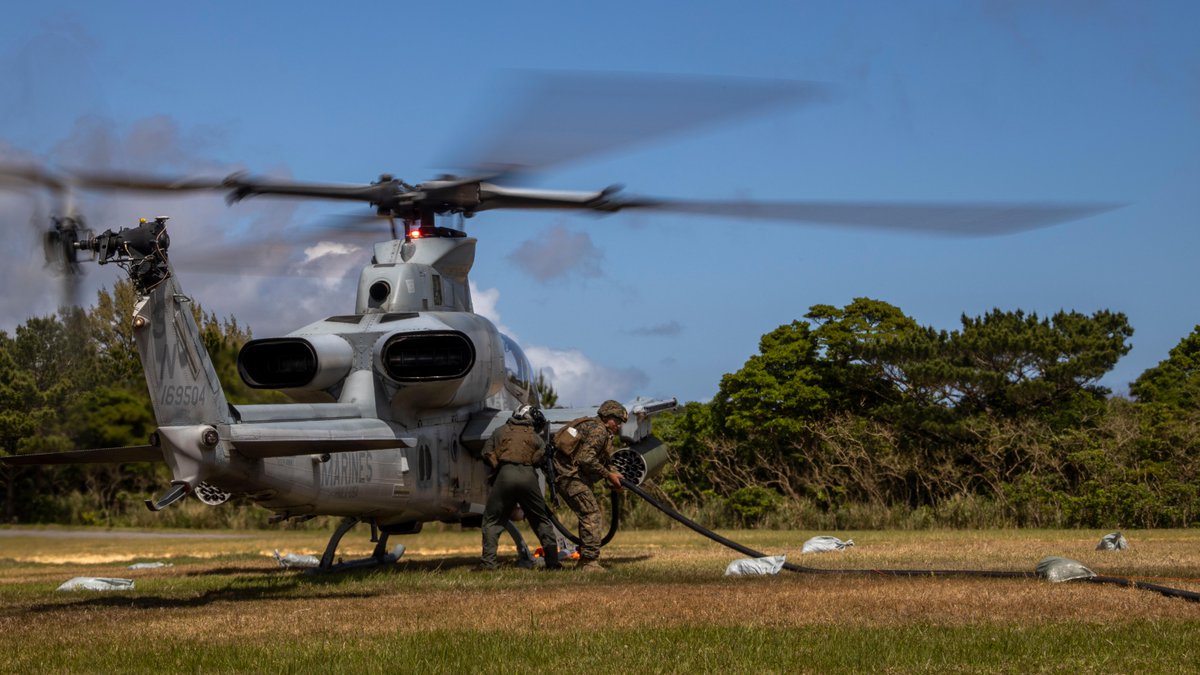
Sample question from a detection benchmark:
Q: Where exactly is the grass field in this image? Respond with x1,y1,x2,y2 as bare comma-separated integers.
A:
1,524,1199,673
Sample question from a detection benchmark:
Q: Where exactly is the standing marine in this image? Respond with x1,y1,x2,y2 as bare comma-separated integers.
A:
478,405,562,571
552,399,628,572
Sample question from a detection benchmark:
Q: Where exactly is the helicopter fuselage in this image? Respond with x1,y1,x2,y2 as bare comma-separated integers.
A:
131,224,540,528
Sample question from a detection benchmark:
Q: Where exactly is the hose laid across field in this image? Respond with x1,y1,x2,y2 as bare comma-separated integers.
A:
621,479,1200,603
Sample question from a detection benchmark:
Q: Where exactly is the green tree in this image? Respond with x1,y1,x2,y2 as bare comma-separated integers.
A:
8,309,100,398
945,309,1132,419
711,320,828,439
1131,325,1200,408
653,401,718,497
533,369,558,408
90,281,143,388
807,297,927,411
0,333,74,521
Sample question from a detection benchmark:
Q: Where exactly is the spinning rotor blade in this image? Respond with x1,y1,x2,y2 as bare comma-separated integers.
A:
306,212,401,240
0,163,398,207
0,67,1120,242
0,163,226,193
14,176,91,307
65,169,229,192
446,71,833,178
602,197,1123,235
218,175,400,205
0,164,65,193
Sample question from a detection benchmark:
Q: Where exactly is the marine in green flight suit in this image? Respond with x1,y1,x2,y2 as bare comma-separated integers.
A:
478,406,561,570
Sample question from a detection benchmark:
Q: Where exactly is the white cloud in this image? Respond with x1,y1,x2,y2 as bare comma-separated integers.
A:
303,241,359,262
469,281,512,336
525,345,648,408
507,224,603,282
469,280,646,406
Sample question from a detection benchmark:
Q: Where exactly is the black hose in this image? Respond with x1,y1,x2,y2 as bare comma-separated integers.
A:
547,482,620,547
543,445,619,547
621,479,1200,603
1086,575,1200,602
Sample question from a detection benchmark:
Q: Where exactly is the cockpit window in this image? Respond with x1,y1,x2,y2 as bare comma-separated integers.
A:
501,335,533,394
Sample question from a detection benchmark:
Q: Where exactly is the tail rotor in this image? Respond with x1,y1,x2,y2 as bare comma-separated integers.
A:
36,186,94,308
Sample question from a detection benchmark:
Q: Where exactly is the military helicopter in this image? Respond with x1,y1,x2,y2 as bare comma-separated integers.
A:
0,73,1118,570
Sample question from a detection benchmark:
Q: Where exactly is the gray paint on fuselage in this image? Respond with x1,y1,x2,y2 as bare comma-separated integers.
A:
225,420,494,522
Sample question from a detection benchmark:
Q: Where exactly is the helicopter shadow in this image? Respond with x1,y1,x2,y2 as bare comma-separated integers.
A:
23,578,378,614
19,552,663,615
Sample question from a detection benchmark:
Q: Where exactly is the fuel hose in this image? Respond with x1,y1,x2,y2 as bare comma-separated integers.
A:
542,441,620,547
621,479,1200,603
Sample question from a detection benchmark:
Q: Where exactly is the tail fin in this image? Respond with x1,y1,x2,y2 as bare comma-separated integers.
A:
133,269,232,426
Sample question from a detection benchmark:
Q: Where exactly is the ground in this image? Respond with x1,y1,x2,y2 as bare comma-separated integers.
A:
1,526,1198,672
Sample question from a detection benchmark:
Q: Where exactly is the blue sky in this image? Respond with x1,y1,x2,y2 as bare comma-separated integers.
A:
1,1,1198,406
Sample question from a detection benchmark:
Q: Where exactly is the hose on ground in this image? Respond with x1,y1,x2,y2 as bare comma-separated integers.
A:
621,479,1200,603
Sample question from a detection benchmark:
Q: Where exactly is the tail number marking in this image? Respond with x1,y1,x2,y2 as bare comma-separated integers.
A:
160,384,207,406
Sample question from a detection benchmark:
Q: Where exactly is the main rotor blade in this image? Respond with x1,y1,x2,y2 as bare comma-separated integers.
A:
0,163,224,192
220,175,399,204
0,163,67,191
0,444,162,466
0,163,227,200
446,71,833,178
0,162,406,212
609,198,1123,235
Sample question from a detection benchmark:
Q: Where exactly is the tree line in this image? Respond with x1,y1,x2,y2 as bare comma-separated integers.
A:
653,298,1200,529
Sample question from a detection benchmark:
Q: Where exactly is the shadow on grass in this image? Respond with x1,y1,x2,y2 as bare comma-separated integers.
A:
387,553,655,572
18,552,668,615
23,580,378,613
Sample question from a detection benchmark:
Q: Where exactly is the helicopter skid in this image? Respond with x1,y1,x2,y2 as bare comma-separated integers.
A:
304,549,404,575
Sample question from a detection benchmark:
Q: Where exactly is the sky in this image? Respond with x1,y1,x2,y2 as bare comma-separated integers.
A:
1,1,1198,407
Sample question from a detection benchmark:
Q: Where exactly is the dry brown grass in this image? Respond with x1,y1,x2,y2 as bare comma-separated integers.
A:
2,525,1198,646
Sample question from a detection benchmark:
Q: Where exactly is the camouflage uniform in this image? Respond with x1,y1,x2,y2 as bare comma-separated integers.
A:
479,417,559,569
552,417,617,563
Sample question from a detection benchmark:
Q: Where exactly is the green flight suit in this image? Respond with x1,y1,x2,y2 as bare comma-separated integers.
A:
480,418,558,568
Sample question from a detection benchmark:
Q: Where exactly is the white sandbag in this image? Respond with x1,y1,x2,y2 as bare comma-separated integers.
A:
273,549,321,568
724,555,786,576
1096,532,1128,551
801,536,855,554
56,577,135,591
1036,556,1096,583
128,562,173,569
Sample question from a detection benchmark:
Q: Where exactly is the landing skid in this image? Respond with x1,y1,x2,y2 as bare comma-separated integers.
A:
308,516,536,573
503,520,536,569
309,516,402,574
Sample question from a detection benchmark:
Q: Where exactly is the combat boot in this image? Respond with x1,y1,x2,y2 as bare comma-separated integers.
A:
576,559,606,573
542,545,563,571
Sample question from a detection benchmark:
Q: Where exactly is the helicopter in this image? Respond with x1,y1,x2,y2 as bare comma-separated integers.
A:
0,73,1119,570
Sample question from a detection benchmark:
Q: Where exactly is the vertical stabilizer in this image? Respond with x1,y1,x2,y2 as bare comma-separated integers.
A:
133,271,232,427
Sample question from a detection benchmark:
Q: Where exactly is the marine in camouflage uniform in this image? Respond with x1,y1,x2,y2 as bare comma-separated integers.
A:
552,400,628,571
479,407,561,570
